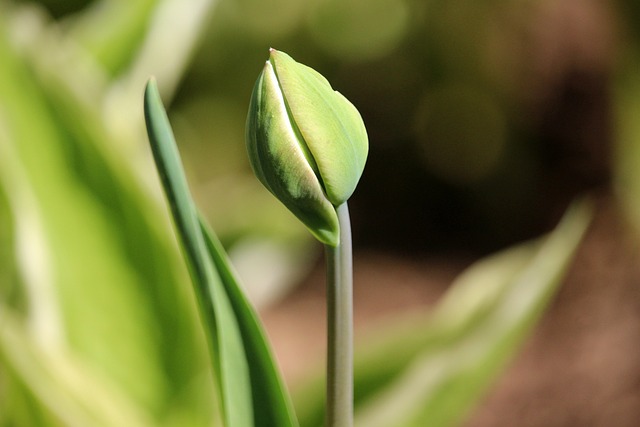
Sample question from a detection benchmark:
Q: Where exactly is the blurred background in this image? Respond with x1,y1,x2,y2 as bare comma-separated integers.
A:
1,0,640,425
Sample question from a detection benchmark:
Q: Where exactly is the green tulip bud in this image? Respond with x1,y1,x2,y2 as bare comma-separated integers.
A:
246,49,368,246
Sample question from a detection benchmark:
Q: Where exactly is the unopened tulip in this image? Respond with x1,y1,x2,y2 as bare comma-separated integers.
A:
246,49,368,246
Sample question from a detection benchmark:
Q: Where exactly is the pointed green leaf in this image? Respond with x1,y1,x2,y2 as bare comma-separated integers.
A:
144,78,298,427
353,199,592,427
144,78,252,427
199,218,299,427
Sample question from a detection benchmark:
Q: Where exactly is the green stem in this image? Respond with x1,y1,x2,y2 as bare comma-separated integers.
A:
325,202,353,427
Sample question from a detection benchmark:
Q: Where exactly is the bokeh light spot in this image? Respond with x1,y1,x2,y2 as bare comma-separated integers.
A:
307,0,409,61
414,84,507,185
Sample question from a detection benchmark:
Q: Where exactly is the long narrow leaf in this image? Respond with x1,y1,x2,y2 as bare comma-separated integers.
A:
144,78,252,427
144,78,298,427
353,199,592,427
199,218,299,427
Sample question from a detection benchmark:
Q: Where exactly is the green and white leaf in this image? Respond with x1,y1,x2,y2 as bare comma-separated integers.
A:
0,5,215,425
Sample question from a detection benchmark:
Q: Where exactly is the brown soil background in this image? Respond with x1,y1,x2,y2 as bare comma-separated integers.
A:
261,2,637,425
261,194,640,426
258,2,639,417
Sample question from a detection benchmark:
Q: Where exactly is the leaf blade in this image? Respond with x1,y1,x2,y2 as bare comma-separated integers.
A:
144,78,298,427
353,199,592,427
144,78,253,427
199,218,299,427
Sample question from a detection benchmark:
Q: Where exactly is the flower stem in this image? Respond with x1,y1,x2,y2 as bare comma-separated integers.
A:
325,202,353,427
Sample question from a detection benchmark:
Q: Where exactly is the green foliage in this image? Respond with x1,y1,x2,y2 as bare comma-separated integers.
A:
353,201,590,427
147,64,591,426
2,1,634,426
144,79,298,427
0,1,217,425
293,200,591,427
0,314,155,427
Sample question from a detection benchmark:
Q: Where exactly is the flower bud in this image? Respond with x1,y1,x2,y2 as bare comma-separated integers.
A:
246,49,368,246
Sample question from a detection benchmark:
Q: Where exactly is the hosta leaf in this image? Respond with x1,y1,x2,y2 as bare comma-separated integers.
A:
0,313,154,427
0,21,174,422
0,4,217,425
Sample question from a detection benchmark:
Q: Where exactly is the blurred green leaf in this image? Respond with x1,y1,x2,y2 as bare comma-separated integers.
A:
66,0,160,77
0,22,163,415
294,199,591,427
0,13,213,425
307,0,409,61
144,78,298,427
0,313,155,427
355,199,591,427
614,56,640,234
